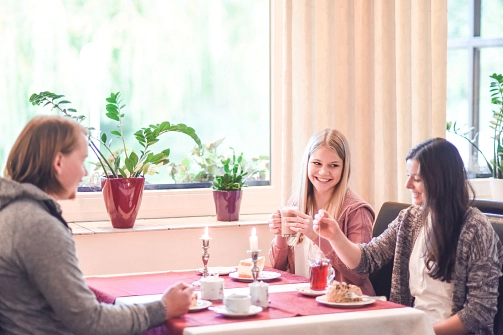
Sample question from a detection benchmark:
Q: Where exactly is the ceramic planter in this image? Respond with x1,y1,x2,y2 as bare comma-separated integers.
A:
102,177,145,228
213,190,243,221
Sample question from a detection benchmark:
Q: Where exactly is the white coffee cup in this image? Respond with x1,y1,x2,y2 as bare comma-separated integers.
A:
224,294,252,313
200,276,224,300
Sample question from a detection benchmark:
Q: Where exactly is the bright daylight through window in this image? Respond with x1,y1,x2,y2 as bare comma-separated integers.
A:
446,0,503,178
0,0,270,192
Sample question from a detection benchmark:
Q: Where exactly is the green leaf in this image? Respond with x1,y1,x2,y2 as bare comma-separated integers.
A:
110,130,121,137
106,112,120,121
125,156,134,174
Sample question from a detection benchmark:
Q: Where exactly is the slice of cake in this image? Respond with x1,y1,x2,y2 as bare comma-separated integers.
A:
326,281,363,303
237,256,265,278
190,293,198,307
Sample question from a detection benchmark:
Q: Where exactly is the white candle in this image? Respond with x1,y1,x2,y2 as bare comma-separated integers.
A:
201,226,210,240
249,227,259,251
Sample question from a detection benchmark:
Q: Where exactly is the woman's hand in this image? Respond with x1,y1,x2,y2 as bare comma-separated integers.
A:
288,210,318,240
162,282,194,319
313,209,362,269
268,210,282,235
313,209,341,241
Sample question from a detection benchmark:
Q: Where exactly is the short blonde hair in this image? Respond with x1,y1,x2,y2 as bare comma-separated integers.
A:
4,115,87,195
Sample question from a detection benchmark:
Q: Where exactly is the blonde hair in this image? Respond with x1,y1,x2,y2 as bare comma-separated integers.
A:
4,115,87,195
289,128,351,245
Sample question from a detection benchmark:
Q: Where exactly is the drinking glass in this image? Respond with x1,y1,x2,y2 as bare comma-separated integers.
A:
308,257,332,291
279,206,298,237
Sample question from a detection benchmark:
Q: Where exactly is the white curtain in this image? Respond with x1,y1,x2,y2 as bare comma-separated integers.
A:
280,0,447,213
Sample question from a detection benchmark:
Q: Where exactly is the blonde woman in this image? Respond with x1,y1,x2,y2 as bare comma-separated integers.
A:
268,128,375,295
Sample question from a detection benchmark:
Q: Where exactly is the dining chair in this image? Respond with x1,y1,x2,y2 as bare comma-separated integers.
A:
368,201,410,299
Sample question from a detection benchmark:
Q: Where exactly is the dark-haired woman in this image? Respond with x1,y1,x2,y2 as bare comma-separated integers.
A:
313,138,503,335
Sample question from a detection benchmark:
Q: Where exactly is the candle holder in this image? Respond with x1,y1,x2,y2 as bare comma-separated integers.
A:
247,249,262,282
192,238,211,286
201,238,211,278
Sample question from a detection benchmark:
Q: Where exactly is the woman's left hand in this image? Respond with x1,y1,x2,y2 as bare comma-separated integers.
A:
288,210,318,240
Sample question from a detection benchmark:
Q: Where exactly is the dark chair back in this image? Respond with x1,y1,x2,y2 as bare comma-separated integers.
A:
471,199,503,215
368,201,410,299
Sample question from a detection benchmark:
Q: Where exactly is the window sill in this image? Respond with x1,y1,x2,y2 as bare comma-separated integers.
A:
69,214,270,235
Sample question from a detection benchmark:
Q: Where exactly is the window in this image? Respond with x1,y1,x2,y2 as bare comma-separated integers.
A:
446,0,503,177
0,0,283,221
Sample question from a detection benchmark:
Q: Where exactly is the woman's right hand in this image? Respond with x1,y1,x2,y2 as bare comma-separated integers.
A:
313,209,341,240
268,210,282,235
162,282,194,319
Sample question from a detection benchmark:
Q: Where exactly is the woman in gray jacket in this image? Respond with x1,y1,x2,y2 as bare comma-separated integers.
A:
0,115,194,335
314,138,503,335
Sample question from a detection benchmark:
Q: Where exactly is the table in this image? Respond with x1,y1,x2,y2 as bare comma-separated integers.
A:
86,268,434,335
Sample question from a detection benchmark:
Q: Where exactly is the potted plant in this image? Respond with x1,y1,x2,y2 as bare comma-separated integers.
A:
211,148,249,221
29,91,202,228
447,73,503,200
167,137,270,187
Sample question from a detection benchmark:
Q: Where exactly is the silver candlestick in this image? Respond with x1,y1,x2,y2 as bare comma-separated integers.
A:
248,249,262,282
201,238,211,278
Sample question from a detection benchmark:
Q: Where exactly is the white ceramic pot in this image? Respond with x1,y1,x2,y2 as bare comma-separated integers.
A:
490,178,503,201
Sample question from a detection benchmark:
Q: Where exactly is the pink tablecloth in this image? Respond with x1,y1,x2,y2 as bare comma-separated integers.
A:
85,269,405,335
86,267,309,304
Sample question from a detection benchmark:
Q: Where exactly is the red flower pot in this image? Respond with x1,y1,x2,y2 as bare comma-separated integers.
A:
102,177,145,228
213,190,242,222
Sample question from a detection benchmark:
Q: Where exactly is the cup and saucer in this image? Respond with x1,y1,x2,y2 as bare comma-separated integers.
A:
209,294,263,317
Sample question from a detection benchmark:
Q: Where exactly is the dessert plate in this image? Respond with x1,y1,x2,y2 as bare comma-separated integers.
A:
295,285,326,297
189,300,212,312
197,267,236,276
315,295,376,308
209,305,263,317
228,271,281,282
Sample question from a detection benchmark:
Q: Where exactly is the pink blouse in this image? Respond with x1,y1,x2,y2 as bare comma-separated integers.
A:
268,189,376,296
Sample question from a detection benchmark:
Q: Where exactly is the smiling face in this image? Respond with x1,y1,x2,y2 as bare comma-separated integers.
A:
52,133,89,200
405,158,425,206
307,146,343,196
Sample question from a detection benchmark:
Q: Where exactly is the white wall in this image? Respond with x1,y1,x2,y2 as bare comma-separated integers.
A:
75,224,272,276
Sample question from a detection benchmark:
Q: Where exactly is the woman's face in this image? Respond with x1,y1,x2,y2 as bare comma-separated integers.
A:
307,146,343,195
405,158,425,206
53,133,88,200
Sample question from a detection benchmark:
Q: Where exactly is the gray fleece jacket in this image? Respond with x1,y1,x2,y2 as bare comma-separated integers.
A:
0,178,166,335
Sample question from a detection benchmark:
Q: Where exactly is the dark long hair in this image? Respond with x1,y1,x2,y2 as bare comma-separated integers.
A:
406,138,474,282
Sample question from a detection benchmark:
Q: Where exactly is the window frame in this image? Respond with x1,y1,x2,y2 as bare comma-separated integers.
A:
58,0,283,222
447,0,503,162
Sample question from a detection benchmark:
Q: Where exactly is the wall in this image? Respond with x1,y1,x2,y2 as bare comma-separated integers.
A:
73,219,272,276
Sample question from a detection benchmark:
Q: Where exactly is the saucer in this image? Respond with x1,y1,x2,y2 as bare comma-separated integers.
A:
229,271,281,282
209,305,263,317
189,300,212,312
295,285,326,297
197,267,236,276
